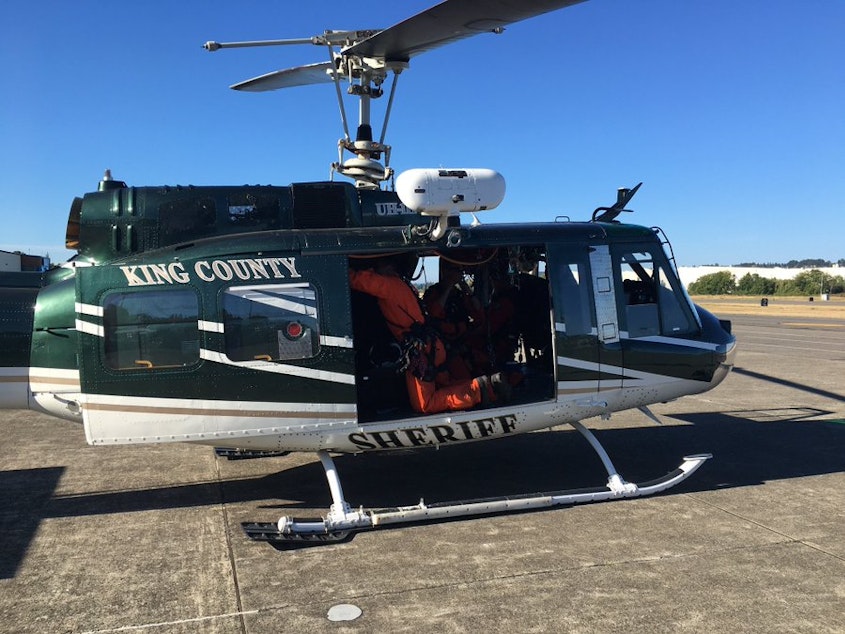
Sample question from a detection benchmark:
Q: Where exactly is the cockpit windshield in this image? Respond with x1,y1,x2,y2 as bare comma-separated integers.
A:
614,245,700,338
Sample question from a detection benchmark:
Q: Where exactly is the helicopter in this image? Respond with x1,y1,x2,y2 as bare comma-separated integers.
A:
0,0,735,545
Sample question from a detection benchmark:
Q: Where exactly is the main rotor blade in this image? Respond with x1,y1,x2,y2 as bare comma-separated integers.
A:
231,61,334,92
343,0,588,61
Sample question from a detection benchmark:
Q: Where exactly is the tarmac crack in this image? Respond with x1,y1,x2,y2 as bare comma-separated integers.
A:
686,494,845,563
77,538,820,633
78,609,260,633
204,542,800,622
214,457,248,634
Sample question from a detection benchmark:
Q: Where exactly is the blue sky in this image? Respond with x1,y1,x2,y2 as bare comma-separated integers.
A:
1,0,842,265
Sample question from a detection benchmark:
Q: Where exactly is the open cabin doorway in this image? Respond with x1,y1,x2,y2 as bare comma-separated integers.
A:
348,245,556,423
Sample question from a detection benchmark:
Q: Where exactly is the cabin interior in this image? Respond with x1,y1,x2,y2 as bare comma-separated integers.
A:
349,246,556,422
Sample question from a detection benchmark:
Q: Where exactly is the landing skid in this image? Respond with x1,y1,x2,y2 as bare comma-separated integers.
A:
243,421,711,547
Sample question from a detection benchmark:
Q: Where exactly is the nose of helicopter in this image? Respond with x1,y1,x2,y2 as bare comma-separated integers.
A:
694,305,737,390
709,335,737,389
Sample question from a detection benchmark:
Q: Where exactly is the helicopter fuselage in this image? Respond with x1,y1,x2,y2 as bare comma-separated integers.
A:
1,179,735,456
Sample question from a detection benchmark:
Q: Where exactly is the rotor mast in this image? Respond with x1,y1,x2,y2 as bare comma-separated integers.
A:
204,30,406,189
333,58,407,188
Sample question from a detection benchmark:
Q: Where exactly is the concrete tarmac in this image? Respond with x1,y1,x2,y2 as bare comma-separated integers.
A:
2,312,844,633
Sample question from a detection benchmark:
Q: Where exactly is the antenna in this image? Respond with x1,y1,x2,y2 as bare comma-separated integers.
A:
591,182,643,223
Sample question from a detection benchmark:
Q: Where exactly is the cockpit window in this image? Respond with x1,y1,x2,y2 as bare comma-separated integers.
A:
222,283,320,362
103,290,200,370
616,247,697,337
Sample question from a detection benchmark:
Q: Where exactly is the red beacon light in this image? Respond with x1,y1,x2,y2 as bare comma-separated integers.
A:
285,321,305,339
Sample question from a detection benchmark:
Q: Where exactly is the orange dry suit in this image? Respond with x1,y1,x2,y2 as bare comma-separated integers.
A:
349,269,483,413
423,280,484,379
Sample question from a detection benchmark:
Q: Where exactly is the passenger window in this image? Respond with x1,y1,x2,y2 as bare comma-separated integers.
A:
222,283,320,362
103,290,200,370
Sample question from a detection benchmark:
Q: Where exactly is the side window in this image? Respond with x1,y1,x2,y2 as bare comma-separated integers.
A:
617,248,696,337
552,257,594,337
222,283,320,362
103,290,200,370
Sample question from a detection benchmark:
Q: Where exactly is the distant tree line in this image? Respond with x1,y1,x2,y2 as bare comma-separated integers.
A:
688,270,845,296
733,258,845,268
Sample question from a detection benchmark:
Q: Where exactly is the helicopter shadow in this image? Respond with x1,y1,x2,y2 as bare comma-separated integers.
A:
35,410,845,521
0,466,64,579
252,408,845,513
5,409,842,564
732,366,845,404
235,409,845,549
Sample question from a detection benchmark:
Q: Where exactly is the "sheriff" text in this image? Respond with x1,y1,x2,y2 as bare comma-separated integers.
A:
349,414,518,450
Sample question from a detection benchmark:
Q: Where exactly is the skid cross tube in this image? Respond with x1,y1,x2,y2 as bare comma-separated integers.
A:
250,425,712,544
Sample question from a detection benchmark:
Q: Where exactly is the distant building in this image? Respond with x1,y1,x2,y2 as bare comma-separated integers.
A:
0,250,50,273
